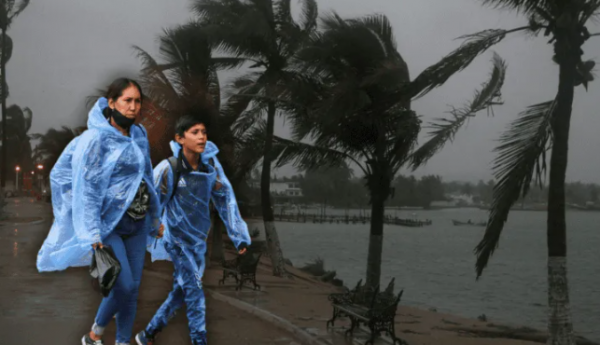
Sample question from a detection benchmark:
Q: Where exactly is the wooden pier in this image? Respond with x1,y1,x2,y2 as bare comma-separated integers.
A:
270,213,432,227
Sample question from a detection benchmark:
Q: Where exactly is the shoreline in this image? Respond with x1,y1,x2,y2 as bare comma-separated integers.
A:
210,239,598,345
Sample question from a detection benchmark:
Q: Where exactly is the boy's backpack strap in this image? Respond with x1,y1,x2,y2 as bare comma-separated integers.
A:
167,156,180,203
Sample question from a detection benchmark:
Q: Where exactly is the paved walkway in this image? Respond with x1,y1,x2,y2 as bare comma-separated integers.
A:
0,198,299,345
1,197,564,345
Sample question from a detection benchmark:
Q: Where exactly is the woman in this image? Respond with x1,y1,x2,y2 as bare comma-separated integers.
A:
36,78,163,345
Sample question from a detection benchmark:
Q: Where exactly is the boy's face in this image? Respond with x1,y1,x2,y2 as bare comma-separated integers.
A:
176,123,207,154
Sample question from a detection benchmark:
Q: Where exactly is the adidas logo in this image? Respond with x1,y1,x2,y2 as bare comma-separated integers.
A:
177,178,186,187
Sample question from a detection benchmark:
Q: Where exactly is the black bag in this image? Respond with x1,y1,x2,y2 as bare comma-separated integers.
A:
90,246,121,297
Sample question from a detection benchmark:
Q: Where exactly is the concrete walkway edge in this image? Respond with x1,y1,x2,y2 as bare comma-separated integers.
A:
144,270,330,345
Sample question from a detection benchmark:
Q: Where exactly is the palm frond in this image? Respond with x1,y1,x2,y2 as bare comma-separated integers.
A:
8,0,29,20
351,14,397,56
299,0,318,32
272,136,357,172
580,0,600,24
232,102,267,137
410,52,507,168
481,0,549,15
386,108,421,168
275,0,292,24
474,99,555,278
193,0,275,60
407,28,524,100
233,119,268,181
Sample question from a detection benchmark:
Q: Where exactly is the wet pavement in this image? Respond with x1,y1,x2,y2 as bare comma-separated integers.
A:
0,198,301,345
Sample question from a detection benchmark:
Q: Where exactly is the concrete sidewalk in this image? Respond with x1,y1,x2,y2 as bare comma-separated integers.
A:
0,198,300,345
1,197,559,345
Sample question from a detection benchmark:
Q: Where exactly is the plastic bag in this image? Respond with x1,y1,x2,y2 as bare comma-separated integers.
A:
90,246,121,297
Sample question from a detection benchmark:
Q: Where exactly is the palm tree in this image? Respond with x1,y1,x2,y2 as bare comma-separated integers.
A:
0,0,29,210
3,105,33,171
409,1,600,343
31,126,87,178
274,13,506,288
192,0,319,276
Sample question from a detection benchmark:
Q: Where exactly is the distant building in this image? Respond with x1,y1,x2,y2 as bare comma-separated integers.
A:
249,179,303,199
448,193,474,203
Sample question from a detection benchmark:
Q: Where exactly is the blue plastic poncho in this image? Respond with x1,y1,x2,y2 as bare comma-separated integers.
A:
37,97,161,272
147,140,251,262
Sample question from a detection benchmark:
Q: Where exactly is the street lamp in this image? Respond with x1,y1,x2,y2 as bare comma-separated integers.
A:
36,164,44,190
15,166,20,190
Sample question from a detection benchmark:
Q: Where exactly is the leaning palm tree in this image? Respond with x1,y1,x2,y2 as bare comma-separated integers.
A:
135,22,225,163
274,13,506,289
192,0,319,276
409,2,600,344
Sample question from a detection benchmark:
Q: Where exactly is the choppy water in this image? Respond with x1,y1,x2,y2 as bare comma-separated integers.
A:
269,208,600,341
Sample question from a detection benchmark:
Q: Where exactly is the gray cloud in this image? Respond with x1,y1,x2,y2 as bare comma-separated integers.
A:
7,0,600,182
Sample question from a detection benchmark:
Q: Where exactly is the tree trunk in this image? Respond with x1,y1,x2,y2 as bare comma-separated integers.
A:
365,187,386,289
261,101,286,276
546,41,577,345
0,28,7,215
365,166,392,289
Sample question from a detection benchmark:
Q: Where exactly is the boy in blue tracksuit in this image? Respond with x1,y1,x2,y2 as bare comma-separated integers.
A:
136,115,251,345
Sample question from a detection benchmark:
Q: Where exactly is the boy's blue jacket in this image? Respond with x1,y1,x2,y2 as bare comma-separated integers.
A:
147,140,251,261
36,97,161,272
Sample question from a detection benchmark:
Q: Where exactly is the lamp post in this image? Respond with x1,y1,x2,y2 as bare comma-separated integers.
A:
36,164,44,190
15,166,20,190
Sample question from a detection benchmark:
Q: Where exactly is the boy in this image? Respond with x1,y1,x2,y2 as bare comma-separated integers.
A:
136,115,251,345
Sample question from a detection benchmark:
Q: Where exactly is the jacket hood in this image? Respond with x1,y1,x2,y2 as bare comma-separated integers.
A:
169,140,219,163
87,97,115,132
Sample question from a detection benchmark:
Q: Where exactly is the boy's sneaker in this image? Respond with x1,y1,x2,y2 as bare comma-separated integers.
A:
135,330,154,345
82,333,104,345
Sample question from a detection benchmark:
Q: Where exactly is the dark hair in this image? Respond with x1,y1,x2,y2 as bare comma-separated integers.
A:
102,78,144,119
105,77,144,102
175,114,210,138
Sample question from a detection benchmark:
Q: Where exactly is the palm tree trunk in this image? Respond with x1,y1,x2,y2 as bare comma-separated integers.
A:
0,28,7,213
365,173,391,289
546,46,577,345
261,101,286,276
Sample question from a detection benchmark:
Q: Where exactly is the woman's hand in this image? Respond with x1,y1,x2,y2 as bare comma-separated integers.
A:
238,247,247,255
156,224,165,238
92,242,104,250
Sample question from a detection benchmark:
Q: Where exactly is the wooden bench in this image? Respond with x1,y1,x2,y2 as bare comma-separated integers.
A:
218,252,262,291
345,289,405,345
327,278,395,327
327,278,406,345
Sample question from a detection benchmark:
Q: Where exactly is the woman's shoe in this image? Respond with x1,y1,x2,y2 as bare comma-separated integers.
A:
82,333,104,345
135,330,154,345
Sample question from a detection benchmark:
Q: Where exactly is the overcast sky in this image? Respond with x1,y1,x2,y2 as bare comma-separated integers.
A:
7,0,600,183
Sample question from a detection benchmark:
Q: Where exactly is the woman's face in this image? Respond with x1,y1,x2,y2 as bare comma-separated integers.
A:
108,85,142,120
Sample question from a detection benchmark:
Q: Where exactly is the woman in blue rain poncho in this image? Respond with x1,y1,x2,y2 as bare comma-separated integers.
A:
135,115,251,345
36,78,162,345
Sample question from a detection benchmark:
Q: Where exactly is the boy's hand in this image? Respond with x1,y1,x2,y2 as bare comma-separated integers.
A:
238,247,247,255
92,242,103,250
156,224,165,238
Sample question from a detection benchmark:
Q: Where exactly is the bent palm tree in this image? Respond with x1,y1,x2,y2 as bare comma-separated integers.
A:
410,1,600,344
192,0,319,276
276,13,506,288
